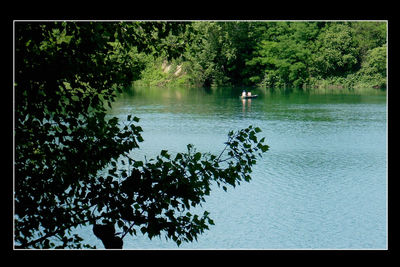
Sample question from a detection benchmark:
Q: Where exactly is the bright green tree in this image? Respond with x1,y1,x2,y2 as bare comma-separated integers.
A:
246,22,315,88
183,22,237,87
350,21,387,62
356,44,387,88
311,23,359,78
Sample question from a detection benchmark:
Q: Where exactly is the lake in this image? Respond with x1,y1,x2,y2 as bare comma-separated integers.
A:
86,86,387,249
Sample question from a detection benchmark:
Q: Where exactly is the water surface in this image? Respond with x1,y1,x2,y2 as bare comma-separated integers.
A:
88,87,387,249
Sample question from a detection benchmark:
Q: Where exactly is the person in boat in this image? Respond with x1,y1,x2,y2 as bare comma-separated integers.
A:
247,91,252,97
242,90,246,97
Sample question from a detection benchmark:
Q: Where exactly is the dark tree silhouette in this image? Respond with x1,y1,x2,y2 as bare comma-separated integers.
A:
14,21,269,249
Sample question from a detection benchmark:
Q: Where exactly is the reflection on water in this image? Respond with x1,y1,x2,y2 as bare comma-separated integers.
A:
92,86,387,249
242,98,251,113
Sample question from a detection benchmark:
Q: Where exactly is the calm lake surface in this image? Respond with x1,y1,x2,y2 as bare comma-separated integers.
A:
87,86,387,249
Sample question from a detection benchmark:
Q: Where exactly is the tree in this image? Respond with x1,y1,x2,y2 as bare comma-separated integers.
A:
124,21,190,61
349,21,387,62
14,21,269,249
216,22,261,86
183,22,237,87
356,44,387,88
245,22,314,88
311,23,359,78
127,21,387,90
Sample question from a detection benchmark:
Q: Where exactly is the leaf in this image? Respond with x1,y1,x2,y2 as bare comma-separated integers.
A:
194,152,201,161
160,150,169,158
120,206,135,221
108,117,118,125
140,227,147,234
261,144,269,152
63,81,72,90
133,161,143,167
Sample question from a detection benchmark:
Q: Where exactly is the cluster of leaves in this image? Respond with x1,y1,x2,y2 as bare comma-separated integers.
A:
357,44,387,88
14,21,269,249
14,22,145,249
246,22,316,88
182,22,238,87
88,126,268,247
247,21,386,89
122,22,191,61
311,23,359,78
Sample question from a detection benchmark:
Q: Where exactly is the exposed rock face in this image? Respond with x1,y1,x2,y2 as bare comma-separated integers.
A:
161,60,171,73
162,60,185,77
174,64,182,76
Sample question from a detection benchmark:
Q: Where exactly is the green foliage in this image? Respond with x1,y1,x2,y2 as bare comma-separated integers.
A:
360,45,387,77
182,22,237,88
311,23,359,78
15,22,146,249
354,44,387,88
15,21,269,249
100,126,268,246
243,21,386,89
246,22,318,89
133,56,189,87
123,21,191,60
349,21,387,61
247,38,311,88
129,21,386,90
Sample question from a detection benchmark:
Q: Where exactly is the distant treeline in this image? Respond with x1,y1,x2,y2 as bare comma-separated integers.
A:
127,21,387,89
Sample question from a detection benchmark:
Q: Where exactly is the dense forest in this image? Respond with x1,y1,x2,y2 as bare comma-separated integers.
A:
126,21,387,90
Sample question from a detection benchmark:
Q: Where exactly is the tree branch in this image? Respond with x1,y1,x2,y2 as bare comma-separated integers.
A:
15,209,100,249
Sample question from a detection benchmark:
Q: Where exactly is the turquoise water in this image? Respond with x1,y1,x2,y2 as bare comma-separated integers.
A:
85,87,387,249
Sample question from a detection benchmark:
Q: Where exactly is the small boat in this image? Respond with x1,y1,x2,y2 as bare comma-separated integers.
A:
240,94,258,99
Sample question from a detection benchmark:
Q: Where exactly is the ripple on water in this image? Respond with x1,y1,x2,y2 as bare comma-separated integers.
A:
92,89,387,249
